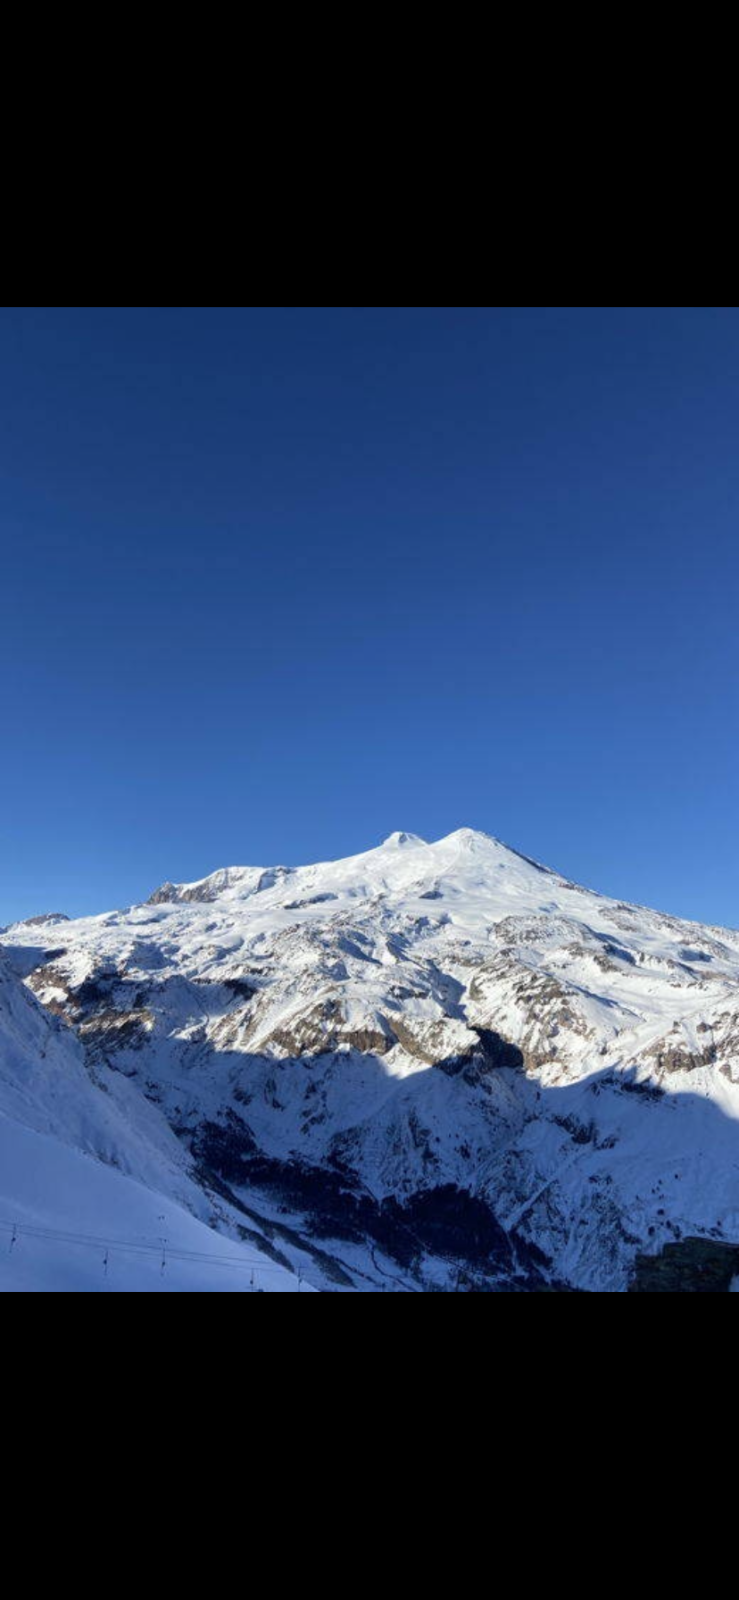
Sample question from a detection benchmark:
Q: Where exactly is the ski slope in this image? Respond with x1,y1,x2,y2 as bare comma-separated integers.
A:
0,1115,300,1292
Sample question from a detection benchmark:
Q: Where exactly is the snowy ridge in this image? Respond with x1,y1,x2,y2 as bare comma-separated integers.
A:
5,828,739,1290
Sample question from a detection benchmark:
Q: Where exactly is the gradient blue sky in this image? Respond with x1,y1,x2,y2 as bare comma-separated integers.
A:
1,306,738,927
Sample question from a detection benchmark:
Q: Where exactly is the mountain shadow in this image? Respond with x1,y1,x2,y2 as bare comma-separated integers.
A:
6,946,739,1291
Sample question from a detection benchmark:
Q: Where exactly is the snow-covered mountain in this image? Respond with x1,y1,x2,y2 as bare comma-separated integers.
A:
5,827,739,1291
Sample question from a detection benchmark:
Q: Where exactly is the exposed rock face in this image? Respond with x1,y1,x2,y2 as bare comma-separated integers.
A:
147,883,179,906
7,827,739,1292
8,912,69,929
147,866,289,906
629,1239,739,1292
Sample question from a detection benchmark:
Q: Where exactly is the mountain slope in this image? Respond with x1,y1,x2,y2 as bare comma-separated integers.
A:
0,948,303,1291
6,828,739,1290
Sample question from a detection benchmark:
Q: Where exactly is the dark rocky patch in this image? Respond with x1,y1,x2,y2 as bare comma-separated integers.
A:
283,893,338,910
629,1237,739,1292
221,976,258,1001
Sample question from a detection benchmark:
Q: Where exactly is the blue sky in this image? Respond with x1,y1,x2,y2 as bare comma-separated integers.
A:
1,306,738,927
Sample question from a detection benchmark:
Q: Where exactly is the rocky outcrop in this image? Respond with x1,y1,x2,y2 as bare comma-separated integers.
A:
629,1238,739,1292
11,912,69,929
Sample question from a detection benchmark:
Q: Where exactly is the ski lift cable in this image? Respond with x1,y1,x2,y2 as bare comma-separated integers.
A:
0,1216,299,1278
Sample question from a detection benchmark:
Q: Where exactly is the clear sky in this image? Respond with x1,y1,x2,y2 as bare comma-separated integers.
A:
1,305,738,928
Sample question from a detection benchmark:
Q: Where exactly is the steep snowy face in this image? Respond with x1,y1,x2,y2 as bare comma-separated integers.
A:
7,828,739,1291
0,949,304,1292
0,945,90,1140
0,941,207,1182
